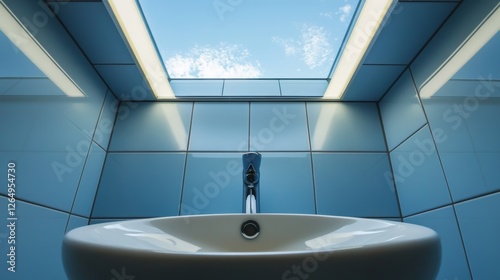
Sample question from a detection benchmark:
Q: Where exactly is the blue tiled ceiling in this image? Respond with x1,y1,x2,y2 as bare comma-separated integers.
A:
342,1,458,101
364,2,458,65
56,2,134,64
51,1,459,101
342,65,406,101
94,64,154,100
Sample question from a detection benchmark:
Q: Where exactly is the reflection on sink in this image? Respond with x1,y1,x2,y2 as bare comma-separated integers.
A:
62,214,440,280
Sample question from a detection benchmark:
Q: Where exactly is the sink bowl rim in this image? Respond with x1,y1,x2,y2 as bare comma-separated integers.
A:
63,213,439,256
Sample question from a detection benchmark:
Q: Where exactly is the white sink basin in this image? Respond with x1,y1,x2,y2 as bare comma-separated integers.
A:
62,214,440,280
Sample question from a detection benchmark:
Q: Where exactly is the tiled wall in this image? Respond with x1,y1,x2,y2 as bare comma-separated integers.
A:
0,1,116,279
92,101,400,221
379,1,500,278
379,29,500,280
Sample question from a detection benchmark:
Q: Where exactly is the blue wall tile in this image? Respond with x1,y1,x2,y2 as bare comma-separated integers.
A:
379,69,427,150
363,2,457,65
250,103,309,151
223,80,280,96
72,143,106,217
95,65,155,101
109,102,192,151
259,152,315,214
189,102,249,151
453,33,500,80
92,90,117,150
423,98,500,201
0,151,84,212
181,153,243,215
404,206,471,280
171,80,223,97
313,152,399,217
343,65,405,101
279,80,327,97
66,215,89,232
455,192,500,280
307,102,386,151
410,0,499,89
421,100,476,153
56,2,135,65
0,198,69,280
92,153,185,218
390,126,452,216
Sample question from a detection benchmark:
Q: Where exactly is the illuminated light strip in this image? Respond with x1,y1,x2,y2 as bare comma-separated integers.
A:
105,0,175,99
419,5,500,99
0,2,85,97
323,0,395,100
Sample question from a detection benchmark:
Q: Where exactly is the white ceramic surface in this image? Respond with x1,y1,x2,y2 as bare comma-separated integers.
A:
62,214,441,280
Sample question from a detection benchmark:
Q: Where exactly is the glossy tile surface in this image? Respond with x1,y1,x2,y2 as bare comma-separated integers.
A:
181,153,243,215
170,80,223,97
379,70,427,151
250,103,309,151
95,64,155,101
57,2,134,64
223,80,280,96
453,32,500,80
279,80,327,97
423,99,500,201
364,2,457,64
390,126,451,216
109,102,192,151
189,102,249,151
307,102,386,151
72,143,106,217
313,153,400,217
0,198,69,279
405,206,471,280
0,151,85,211
92,153,185,218
67,215,90,232
343,65,405,101
259,152,315,213
92,90,117,150
455,192,500,279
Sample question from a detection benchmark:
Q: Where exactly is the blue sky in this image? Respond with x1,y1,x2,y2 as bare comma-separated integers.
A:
138,0,360,79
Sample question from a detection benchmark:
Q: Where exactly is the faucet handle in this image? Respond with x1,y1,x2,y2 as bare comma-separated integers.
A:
244,165,259,185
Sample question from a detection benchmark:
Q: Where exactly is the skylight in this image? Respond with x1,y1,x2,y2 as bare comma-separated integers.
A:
105,0,396,99
138,0,360,79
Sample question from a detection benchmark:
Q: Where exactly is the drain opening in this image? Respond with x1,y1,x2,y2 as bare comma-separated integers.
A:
241,220,260,240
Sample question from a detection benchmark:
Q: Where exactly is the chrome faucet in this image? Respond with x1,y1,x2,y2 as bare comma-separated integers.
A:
242,152,261,214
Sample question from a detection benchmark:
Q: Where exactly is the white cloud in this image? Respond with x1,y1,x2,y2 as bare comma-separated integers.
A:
300,24,333,69
273,24,333,70
165,44,262,78
337,4,352,22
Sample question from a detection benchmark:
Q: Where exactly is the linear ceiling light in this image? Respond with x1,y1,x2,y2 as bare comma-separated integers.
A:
105,0,175,99
419,5,499,99
0,3,85,97
323,0,395,100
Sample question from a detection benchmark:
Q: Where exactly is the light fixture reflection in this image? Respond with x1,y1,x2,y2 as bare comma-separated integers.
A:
104,0,175,99
419,5,500,99
0,3,85,97
324,0,396,100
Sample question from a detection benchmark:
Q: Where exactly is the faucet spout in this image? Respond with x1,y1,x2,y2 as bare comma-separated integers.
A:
243,152,261,214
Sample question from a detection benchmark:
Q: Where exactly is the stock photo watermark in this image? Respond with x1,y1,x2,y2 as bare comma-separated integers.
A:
110,267,135,280
6,162,17,273
213,0,244,21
